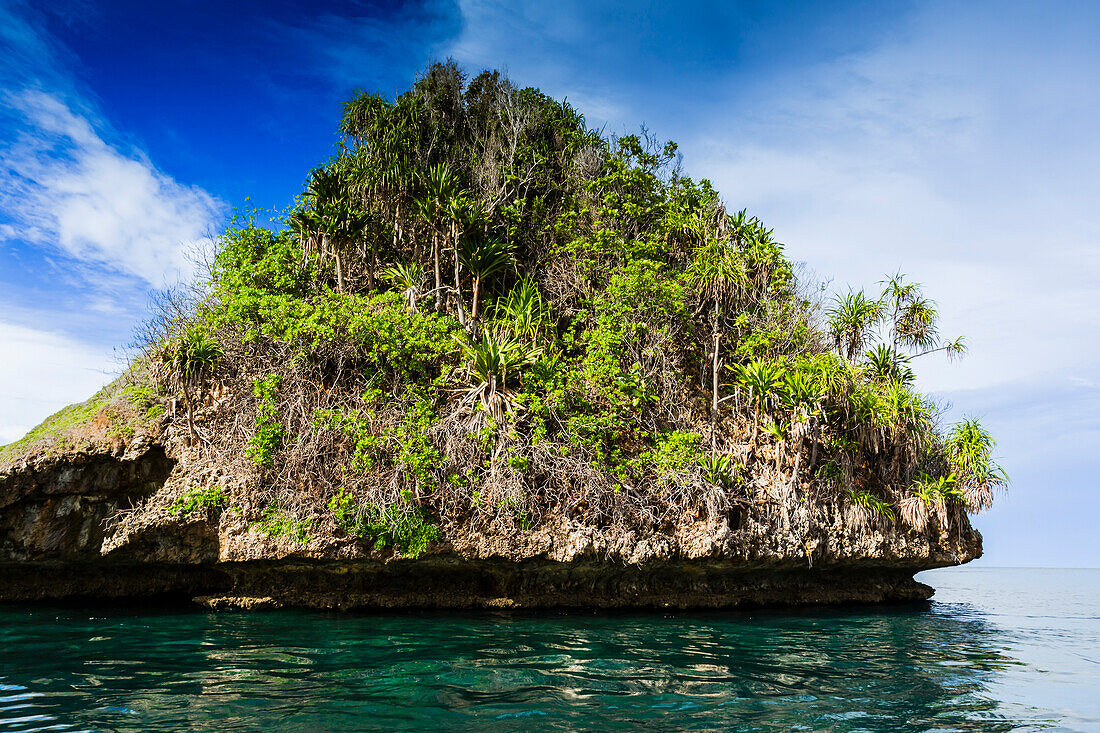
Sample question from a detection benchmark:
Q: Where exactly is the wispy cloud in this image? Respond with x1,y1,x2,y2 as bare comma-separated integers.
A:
671,4,1100,397
0,90,224,288
0,0,225,440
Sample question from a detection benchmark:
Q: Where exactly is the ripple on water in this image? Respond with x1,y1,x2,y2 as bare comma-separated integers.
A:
0,569,1097,731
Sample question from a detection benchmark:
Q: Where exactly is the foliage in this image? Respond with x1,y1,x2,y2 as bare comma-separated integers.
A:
251,505,313,548
329,488,440,558
168,487,228,519
248,374,283,467
0,369,159,465
944,418,1006,511
96,63,1004,548
844,487,895,527
699,452,742,487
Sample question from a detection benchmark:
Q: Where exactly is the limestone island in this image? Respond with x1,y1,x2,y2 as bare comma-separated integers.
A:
0,65,1004,610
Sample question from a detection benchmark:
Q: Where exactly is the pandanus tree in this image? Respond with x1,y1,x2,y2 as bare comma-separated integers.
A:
459,235,514,322
417,163,466,310
829,275,966,367
944,418,1006,512
731,359,786,457
862,344,915,385
457,329,543,425
827,290,883,361
902,472,963,532
688,227,750,449
291,164,366,291
341,91,420,282
880,272,968,364
495,278,550,341
382,261,428,311
158,326,221,445
780,369,825,481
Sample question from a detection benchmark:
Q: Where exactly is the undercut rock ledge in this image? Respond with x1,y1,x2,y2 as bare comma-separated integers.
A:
0,439,980,610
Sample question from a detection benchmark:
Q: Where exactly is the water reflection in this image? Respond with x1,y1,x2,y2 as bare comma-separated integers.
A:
0,595,1062,732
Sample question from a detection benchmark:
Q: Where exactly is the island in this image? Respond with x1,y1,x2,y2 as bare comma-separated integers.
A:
0,64,1003,610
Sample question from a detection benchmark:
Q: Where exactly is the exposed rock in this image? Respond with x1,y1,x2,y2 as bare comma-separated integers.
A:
0,437,979,609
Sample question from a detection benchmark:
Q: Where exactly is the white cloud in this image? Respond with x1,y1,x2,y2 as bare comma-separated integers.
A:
679,4,1100,396
439,1,1100,566
0,90,224,288
0,1,225,435
0,321,118,445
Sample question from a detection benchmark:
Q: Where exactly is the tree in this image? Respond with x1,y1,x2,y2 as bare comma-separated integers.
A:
418,163,465,311
944,418,1006,512
457,329,542,424
458,236,514,322
688,229,750,449
827,290,882,361
158,326,221,445
732,359,786,456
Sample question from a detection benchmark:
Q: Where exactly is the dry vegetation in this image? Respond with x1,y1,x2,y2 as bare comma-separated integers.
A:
7,63,1006,557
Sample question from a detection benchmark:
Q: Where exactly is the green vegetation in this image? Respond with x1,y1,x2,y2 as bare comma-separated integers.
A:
0,368,162,465
251,505,313,548
167,486,227,519
130,62,1004,549
247,374,283,467
329,488,440,558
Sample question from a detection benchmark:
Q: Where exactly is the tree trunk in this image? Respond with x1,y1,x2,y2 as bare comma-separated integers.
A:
452,222,462,317
710,329,720,451
432,229,442,311
748,404,760,462
471,276,482,322
789,448,802,490
394,202,401,252
810,422,820,470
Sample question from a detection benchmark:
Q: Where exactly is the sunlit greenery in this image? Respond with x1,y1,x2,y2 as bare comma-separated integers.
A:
116,62,1005,549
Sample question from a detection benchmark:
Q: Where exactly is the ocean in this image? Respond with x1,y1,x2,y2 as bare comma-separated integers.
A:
1,567,1096,731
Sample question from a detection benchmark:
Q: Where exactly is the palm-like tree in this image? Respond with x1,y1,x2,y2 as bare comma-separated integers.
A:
904,472,963,531
862,344,914,385
780,369,824,482
495,278,549,340
383,261,428,311
158,327,221,444
732,359,786,455
448,196,489,323
457,329,543,424
458,236,514,322
844,487,895,531
945,418,1006,512
293,164,367,292
699,451,740,487
827,290,882,360
688,233,750,448
880,273,968,366
418,163,465,310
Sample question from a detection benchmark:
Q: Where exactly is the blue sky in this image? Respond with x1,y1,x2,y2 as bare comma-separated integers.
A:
1,0,1097,567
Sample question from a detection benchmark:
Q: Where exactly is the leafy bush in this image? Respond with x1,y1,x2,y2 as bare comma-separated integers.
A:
251,505,313,547
329,488,439,558
248,374,284,467
168,487,228,519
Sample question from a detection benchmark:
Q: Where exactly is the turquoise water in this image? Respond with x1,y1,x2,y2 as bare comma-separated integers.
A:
0,568,1096,731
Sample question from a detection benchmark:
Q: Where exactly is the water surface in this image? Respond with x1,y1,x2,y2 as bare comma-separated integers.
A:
1,567,1096,731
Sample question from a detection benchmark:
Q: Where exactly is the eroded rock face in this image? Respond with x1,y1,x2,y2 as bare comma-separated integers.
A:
0,439,174,562
0,439,981,609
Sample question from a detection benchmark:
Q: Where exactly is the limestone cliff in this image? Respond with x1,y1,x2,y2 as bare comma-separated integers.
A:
0,423,979,610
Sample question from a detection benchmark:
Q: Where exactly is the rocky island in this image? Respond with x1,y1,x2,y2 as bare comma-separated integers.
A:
0,65,1002,610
